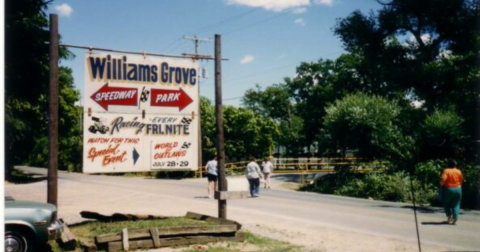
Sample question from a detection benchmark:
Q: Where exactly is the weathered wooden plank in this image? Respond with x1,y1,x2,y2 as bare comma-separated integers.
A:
96,225,237,244
78,238,97,252
107,232,245,251
58,219,77,251
150,228,161,248
122,228,129,251
185,212,242,230
214,191,249,200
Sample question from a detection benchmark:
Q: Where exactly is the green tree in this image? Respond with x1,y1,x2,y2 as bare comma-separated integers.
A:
223,106,279,161
334,0,480,161
321,93,414,162
201,97,279,162
5,0,81,174
420,108,465,159
200,96,216,163
287,57,363,150
242,82,304,155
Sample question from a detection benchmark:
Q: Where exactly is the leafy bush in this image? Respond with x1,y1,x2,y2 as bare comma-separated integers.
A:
414,160,444,188
414,160,480,208
301,171,436,204
421,109,465,159
458,163,480,209
302,159,479,208
320,93,414,162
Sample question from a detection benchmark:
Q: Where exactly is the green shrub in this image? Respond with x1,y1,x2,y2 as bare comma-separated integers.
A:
414,160,444,188
301,171,436,204
460,163,480,209
414,160,480,209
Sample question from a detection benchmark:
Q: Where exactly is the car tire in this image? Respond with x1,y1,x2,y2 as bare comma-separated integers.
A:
88,125,97,134
5,229,33,252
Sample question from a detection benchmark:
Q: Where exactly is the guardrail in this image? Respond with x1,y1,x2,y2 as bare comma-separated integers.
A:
194,158,388,178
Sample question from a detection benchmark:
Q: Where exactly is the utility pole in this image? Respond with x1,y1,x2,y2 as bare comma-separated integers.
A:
48,14,59,208
183,36,212,55
183,35,212,175
214,34,227,219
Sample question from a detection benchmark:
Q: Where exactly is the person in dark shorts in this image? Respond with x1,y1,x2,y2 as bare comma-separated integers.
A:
205,155,218,198
246,156,263,197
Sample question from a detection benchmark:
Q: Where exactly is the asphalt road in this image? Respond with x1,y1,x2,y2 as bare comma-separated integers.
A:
5,167,480,252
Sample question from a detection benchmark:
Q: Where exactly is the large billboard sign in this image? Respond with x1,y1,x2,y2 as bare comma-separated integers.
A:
83,52,199,173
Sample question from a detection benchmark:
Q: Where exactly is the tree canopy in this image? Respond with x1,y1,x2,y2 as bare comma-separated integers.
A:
5,0,82,173
241,0,479,165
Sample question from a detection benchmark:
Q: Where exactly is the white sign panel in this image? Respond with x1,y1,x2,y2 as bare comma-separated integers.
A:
83,52,199,173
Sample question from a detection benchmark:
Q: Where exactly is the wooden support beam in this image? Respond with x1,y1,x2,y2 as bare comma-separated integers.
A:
214,191,249,200
107,232,245,252
78,238,97,252
150,228,161,248
122,228,129,251
58,219,76,250
96,225,237,244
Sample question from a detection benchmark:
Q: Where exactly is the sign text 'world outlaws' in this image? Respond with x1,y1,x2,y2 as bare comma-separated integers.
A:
83,53,199,173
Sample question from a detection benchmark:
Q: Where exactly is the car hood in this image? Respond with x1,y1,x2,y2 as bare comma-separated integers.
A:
5,201,56,212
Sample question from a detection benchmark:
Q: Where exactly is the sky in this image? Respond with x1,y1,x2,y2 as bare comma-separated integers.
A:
48,0,381,107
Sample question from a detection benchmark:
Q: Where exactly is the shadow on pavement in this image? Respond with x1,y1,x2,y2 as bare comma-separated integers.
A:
271,174,301,183
6,168,47,184
421,221,451,225
375,205,445,214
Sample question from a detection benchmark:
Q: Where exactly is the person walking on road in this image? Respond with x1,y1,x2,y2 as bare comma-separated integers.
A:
246,156,263,197
262,157,274,189
205,155,218,198
441,159,464,225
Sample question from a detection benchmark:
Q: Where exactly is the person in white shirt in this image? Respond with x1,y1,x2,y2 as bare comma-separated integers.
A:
246,156,263,197
262,157,274,189
205,155,218,198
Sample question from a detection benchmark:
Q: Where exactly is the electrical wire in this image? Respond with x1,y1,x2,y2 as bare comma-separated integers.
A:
160,0,289,53
225,50,343,83
160,3,268,53
222,9,292,36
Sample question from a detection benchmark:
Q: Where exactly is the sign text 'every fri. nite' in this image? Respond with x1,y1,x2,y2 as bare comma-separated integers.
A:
83,53,199,173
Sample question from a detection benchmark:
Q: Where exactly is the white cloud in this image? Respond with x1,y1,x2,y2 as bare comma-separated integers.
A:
226,0,309,12
292,7,307,14
294,18,306,26
314,0,334,6
55,4,73,17
240,55,255,65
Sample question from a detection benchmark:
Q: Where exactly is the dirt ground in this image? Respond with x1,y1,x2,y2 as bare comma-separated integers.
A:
5,170,470,252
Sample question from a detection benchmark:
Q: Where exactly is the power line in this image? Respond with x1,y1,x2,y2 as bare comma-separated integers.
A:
223,96,243,101
190,0,281,36
222,10,292,36
225,50,343,83
160,37,183,52
160,5,265,54
166,40,188,54
194,8,261,35
183,36,212,55
160,0,283,54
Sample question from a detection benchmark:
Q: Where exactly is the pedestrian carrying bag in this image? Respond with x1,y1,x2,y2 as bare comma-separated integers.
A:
437,187,444,202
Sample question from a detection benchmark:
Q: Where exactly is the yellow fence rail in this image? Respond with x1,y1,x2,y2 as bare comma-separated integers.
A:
194,158,388,178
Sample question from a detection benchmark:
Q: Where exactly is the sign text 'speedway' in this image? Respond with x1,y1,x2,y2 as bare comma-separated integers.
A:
83,52,199,173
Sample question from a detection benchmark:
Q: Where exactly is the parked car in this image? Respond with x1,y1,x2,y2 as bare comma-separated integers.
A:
5,199,63,252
